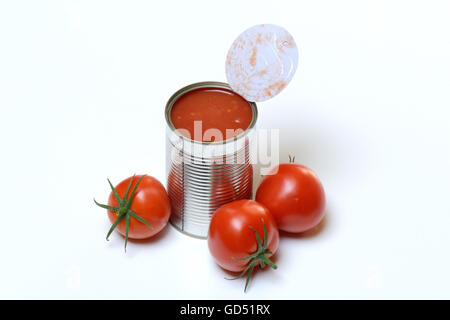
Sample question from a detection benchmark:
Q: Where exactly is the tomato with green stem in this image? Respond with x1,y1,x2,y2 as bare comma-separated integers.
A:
208,200,279,292
94,174,171,251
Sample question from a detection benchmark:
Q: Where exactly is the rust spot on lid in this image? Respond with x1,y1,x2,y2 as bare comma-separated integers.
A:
226,55,231,66
283,39,294,48
249,46,258,67
258,69,268,76
256,33,263,44
268,80,286,92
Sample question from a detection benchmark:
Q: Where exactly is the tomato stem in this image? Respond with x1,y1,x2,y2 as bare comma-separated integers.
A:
226,219,277,292
94,174,153,252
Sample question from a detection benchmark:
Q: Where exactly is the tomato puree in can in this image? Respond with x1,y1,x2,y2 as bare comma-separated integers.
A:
170,87,252,142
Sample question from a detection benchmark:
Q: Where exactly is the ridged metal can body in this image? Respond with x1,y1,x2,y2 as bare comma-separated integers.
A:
165,82,257,239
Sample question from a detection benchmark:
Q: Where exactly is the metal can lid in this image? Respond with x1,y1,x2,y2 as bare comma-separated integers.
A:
225,24,299,102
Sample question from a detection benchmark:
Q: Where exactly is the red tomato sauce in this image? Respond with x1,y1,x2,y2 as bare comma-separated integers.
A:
170,87,253,142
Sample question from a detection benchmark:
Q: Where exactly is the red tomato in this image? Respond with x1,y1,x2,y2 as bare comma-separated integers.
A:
208,200,279,291
256,163,325,233
95,175,171,250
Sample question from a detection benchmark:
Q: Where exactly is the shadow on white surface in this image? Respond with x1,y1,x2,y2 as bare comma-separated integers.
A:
102,222,174,257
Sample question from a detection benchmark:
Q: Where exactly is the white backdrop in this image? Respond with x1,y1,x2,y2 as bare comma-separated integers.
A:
1,0,449,299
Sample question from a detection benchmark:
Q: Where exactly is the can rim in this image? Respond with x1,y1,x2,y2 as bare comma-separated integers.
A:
165,81,258,145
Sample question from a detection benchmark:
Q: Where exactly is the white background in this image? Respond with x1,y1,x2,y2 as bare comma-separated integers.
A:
1,0,449,299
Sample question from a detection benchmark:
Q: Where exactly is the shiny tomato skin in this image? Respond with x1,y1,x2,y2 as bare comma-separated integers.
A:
208,200,279,272
107,175,171,239
256,164,325,233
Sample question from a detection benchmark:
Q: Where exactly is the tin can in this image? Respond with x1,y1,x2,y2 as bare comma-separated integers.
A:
165,81,258,238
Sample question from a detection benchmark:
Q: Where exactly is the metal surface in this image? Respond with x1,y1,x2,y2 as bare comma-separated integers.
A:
165,82,257,239
226,24,299,102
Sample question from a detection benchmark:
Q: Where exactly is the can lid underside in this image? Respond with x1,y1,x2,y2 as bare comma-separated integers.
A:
225,24,298,102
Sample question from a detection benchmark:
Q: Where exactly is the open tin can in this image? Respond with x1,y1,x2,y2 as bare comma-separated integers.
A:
164,24,298,239
165,82,257,238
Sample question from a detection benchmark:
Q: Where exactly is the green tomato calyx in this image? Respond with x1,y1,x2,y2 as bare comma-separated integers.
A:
94,174,153,252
